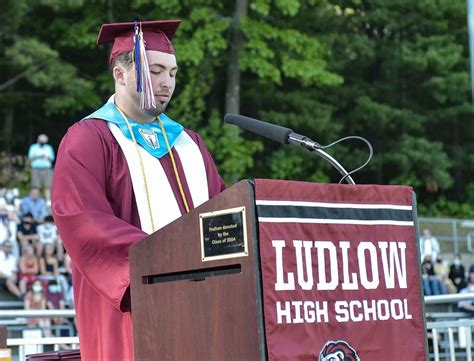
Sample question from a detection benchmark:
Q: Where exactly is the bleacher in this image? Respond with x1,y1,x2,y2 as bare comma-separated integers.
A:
0,216,472,359
0,287,77,360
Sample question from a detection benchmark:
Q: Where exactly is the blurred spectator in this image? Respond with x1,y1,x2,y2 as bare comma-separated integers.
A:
40,243,70,308
0,241,22,299
37,215,61,258
18,244,39,295
457,267,474,315
56,239,65,266
20,188,47,224
422,255,446,295
420,228,440,263
2,188,18,208
3,188,22,214
0,219,10,249
449,254,467,292
46,279,66,326
0,198,8,222
434,255,457,294
0,199,11,243
24,280,51,336
0,199,19,258
63,254,73,285
17,213,40,252
62,254,74,309
28,134,55,202
39,243,59,277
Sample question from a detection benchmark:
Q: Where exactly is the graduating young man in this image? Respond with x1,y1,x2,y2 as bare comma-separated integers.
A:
52,20,226,360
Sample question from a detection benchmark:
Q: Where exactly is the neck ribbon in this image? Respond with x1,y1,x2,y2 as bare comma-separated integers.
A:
82,102,183,159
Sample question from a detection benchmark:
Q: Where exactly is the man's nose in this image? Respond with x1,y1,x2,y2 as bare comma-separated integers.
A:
160,73,173,89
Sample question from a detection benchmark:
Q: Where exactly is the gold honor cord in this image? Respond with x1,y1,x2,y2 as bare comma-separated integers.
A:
157,117,190,213
115,106,156,232
114,105,190,233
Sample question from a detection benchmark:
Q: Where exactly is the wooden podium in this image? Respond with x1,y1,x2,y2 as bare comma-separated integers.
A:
130,179,427,361
129,181,266,361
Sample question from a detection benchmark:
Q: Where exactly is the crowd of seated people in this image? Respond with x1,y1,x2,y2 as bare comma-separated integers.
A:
4,189,474,328
0,187,74,335
419,228,474,317
456,264,474,315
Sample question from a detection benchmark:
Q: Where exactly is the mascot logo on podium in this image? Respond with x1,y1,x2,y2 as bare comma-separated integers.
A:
319,340,360,361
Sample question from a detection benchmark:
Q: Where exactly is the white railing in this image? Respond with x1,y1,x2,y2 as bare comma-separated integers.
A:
425,293,474,361
0,309,77,359
418,217,474,255
426,319,474,361
8,336,79,360
424,293,474,305
0,293,473,360
0,309,75,319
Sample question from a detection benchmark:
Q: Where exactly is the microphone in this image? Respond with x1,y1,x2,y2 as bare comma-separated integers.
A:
224,114,321,149
224,114,292,144
224,113,358,185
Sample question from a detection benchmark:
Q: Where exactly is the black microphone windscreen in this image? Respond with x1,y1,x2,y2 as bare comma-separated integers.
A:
224,114,292,144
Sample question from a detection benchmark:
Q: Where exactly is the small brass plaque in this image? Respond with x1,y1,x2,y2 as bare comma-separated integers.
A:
199,206,248,262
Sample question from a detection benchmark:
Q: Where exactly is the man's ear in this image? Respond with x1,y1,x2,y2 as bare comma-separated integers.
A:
113,65,126,86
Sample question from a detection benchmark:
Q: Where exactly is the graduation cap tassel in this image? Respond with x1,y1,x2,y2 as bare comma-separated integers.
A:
133,22,142,94
133,21,156,110
138,24,156,110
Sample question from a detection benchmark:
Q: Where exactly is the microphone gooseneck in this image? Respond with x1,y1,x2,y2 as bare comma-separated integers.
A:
224,113,371,185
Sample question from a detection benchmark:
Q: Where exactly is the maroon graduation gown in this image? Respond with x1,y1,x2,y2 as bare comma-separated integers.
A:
52,119,226,361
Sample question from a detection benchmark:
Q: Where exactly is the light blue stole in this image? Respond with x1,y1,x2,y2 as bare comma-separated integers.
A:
83,102,183,159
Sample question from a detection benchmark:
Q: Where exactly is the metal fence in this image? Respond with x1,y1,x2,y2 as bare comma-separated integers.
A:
0,297,472,360
427,319,474,361
419,217,474,257
0,215,473,360
0,309,77,360
425,293,474,361
8,336,79,361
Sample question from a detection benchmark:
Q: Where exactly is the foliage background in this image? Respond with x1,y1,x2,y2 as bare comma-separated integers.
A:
0,0,472,216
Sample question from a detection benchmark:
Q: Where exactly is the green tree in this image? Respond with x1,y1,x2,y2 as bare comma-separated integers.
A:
0,0,100,158
1,0,473,217
317,0,471,205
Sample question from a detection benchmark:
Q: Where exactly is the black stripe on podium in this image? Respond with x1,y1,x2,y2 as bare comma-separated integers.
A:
256,205,412,222
143,264,241,284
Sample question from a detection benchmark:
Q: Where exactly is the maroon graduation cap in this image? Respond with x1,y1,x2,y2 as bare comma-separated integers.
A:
96,20,181,109
97,20,181,64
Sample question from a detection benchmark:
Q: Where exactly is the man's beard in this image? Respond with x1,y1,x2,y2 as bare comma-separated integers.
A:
143,101,168,117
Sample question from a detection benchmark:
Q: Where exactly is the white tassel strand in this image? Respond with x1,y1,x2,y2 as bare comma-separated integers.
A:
138,27,156,110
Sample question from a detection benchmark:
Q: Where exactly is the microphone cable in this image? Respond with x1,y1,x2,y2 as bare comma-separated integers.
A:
223,113,373,184
315,136,373,184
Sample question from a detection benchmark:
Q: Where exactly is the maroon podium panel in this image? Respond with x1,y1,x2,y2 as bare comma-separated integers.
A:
130,181,265,361
255,179,426,361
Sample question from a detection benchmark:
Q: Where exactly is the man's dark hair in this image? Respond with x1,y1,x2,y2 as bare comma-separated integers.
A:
45,215,54,223
111,51,133,70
